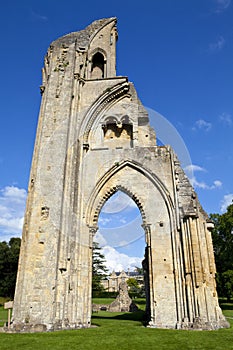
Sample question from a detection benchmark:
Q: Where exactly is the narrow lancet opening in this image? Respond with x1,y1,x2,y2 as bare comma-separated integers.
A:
91,52,105,79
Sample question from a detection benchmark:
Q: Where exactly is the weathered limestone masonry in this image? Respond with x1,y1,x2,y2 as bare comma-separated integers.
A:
12,17,228,332
92,281,138,313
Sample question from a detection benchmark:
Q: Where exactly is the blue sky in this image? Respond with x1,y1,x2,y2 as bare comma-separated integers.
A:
0,0,232,270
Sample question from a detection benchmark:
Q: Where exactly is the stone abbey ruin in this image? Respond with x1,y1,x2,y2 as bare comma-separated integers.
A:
12,18,228,331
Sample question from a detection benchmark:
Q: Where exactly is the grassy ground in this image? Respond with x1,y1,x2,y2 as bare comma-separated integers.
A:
0,300,232,350
92,297,115,305
0,307,7,327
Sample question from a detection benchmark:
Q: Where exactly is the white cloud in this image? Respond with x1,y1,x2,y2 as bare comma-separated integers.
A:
190,177,222,190
119,218,127,224
192,119,212,131
1,186,26,201
220,193,233,212
185,164,206,185
94,228,144,272
219,113,232,126
185,164,206,173
185,166,222,190
101,245,142,272
214,0,231,13
0,217,24,232
213,180,222,188
190,177,210,189
118,240,129,247
0,186,27,241
94,231,107,247
208,36,225,52
98,217,112,226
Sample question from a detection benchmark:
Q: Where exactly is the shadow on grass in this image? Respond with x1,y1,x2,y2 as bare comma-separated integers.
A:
220,303,233,310
132,299,146,306
92,309,147,327
219,298,233,310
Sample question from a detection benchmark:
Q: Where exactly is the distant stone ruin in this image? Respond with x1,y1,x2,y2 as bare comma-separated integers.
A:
92,281,138,313
109,281,138,312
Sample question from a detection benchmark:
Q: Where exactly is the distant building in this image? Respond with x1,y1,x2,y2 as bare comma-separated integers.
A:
102,270,144,292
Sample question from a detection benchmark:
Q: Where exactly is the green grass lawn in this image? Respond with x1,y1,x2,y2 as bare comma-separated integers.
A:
0,300,233,350
0,306,8,327
92,297,115,305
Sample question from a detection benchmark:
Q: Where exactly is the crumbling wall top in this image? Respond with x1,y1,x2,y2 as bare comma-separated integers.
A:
50,17,116,50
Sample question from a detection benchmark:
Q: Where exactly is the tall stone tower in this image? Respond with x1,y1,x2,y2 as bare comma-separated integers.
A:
12,18,228,331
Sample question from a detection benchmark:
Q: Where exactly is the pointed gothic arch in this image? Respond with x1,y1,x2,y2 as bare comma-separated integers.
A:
86,158,176,228
85,157,181,327
91,184,147,227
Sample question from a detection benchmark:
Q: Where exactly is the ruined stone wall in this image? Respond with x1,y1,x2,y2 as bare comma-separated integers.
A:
12,18,228,332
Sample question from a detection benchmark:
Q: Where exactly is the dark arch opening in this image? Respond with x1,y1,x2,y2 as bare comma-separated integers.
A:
102,123,133,148
91,52,105,79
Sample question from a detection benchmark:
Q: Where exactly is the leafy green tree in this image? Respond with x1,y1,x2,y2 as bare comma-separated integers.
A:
92,241,108,293
0,241,9,296
127,277,140,290
134,266,143,275
127,277,142,298
0,237,21,298
210,203,233,274
210,202,233,298
221,270,233,301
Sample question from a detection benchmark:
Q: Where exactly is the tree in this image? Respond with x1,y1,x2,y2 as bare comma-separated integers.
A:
127,277,140,294
92,241,108,293
127,277,145,298
134,266,143,275
0,237,21,298
210,202,233,298
210,203,233,273
222,270,233,301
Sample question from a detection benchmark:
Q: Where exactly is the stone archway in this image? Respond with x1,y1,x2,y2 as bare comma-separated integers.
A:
12,18,228,331
85,159,178,328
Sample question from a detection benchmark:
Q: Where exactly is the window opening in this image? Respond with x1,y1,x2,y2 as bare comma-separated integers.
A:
91,52,105,79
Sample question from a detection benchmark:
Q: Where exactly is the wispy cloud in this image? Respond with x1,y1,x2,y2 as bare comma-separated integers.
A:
185,164,222,190
94,231,107,247
190,177,222,190
30,10,48,22
213,0,231,13
208,35,225,52
213,180,223,188
192,119,212,132
119,218,127,224
220,193,233,212
98,217,112,226
185,164,206,173
219,112,232,126
0,186,27,241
